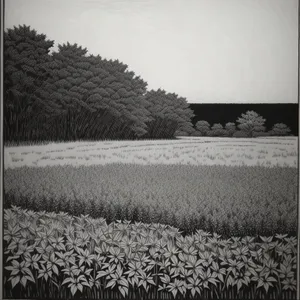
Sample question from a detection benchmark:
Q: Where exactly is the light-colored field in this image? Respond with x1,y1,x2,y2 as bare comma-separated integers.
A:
4,137,298,169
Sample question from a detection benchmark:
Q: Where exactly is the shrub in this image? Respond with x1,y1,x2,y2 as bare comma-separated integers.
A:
195,120,210,136
270,123,291,136
232,131,249,138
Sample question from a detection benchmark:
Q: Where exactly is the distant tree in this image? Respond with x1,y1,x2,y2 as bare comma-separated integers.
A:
4,25,54,142
208,123,227,137
144,89,194,139
269,123,291,136
195,120,210,136
236,111,266,137
225,122,237,137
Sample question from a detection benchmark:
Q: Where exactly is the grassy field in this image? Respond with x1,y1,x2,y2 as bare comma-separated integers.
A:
4,137,298,236
4,137,298,168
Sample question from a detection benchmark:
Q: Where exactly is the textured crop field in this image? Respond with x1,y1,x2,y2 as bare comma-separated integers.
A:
4,163,297,236
3,207,297,300
4,137,298,169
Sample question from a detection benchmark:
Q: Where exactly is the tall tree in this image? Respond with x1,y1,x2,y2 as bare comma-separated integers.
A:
92,57,151,139
36,45,152,140
4,25,54,141
35,43,95,140
236,111,266,137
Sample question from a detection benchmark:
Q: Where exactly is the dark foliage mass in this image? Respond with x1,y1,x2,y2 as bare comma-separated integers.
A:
4,25,194,142
4,25,295,142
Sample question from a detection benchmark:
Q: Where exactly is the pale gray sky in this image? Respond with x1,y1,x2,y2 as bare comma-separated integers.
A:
4,0,299,103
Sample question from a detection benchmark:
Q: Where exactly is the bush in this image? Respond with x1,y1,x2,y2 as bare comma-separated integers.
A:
253,131,270,137
232,131,249,138
190,131,203,137
174,130,190,137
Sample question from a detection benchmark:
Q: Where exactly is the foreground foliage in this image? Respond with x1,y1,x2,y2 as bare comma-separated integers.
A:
4,164,298,236
3,207,297,299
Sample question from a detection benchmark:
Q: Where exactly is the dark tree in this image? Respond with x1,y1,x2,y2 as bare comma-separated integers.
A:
4,25,54,142
4,25,197,142
236,111,266,137
34,43,95,141
144,89,194,139
35,44,152,141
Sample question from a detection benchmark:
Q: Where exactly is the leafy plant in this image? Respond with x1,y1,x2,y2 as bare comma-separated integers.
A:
3,207,297,299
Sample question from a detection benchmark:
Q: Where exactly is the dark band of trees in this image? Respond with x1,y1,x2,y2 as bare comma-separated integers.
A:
4,25,293,143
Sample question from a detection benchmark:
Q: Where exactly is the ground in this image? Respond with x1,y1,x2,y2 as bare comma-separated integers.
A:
4,137,298,236
4,136,298,169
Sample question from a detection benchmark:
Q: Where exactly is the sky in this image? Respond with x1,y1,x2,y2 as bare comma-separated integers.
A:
4,0,299,103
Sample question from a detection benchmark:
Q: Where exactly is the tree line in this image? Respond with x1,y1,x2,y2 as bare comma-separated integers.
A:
189,110,292,137
4,25,293,143
4,25,194,143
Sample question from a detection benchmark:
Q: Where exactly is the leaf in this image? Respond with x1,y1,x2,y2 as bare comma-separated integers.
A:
96,271,107,279
148,279,156,286
120,278,129,288
70,285,77,296
82,281,91,288
226,275,233,288
52,265,59,275
171,288,177,298
77,283,83,292
11,276,20,288
257,279,264,289
106,280,116,289
62,277,73,285
6,256,20,262
24,275,35,283
217,273,224,283
263,283,270,293
52,280,59,288
119,286,128,298
20,276,27,287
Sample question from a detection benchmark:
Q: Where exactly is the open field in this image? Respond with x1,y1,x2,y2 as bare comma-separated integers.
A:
4,137,298,169
4,163,297,236
3,137,299,300
3,207,297,300
4,137,298,236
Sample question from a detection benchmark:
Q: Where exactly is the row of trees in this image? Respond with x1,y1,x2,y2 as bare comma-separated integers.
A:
4,25,294,142
190,111,292,138
4,25,194,142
